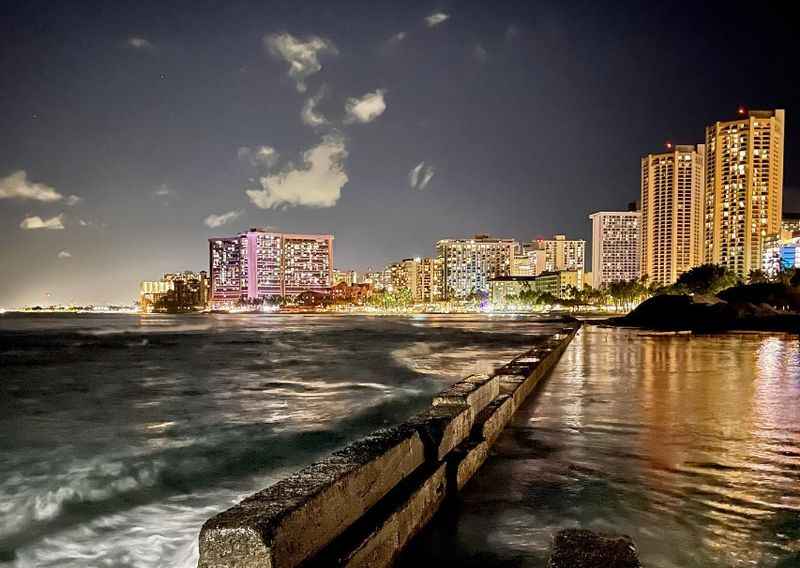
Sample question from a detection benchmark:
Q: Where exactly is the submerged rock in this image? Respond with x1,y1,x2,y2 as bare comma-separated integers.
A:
547,529,642,568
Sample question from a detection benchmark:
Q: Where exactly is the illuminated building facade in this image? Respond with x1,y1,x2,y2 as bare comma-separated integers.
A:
489,270,582,304
641,144,705,285
762,235,800,277
139,271,210,312
437,235,516,299
704,109,785,277
589,211,641,288
415,257,442,302
782,212,800,238
533,235,585,273
209,229,333,304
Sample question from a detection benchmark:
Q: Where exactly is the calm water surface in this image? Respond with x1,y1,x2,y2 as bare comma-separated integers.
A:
0,313,558,567
401,326,800,568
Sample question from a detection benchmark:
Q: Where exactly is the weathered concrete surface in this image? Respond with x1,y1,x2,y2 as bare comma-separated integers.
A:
474,394,514,445
449,440,490,491
408,403,473,462
547,529,642,568
432,373,498,416
198,425,425,568
341,463,447,568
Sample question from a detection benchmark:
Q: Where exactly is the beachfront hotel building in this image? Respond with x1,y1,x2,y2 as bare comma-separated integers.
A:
535,235,585,273
589,211,641,288
703,109,785,277
641,144,705,285
782,212,800,237
436,235,516,299
209,228,333,304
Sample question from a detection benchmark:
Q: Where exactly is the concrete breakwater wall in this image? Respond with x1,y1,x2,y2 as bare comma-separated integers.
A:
198,322,581,568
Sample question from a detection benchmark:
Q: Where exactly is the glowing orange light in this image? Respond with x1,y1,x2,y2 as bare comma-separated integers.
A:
738,107,746,115
666,141,673,149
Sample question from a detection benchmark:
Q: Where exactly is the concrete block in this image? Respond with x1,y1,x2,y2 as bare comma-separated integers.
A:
495,374,527,410
342,463,448,568
198,425,425,568
408,404,474,462
432,373,498,416
474,394,514,445
450,440,490,491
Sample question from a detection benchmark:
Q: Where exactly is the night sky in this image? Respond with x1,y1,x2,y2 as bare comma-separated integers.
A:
1,0,797,306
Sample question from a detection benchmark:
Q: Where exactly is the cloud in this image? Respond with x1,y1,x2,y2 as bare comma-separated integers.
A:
20,214,65,230
57,250,72,259
390,32,407,42
79,219,89,227
204,210,243,228
246,134,348,209
425,13,450,27
66,194,82,206
409,162,435,190
127,36,154,50
264,32,337,92
238,145,280,169
301,87,328,127
0,170,63,202
474,44,489,63
153,184,173,197
344,89,387,124
505,25,519,43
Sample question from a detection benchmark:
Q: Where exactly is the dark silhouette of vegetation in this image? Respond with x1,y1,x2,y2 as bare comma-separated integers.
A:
672,264,741,295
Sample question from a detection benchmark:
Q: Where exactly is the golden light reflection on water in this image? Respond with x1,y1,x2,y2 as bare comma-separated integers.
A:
419,328,800,568
564,328,800,566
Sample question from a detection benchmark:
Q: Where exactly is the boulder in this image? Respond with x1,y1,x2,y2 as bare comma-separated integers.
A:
547,529,642,568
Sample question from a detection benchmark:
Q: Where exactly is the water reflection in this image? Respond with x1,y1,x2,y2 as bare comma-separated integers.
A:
401,326,800,568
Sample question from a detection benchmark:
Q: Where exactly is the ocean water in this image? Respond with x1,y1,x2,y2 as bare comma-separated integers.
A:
400,326,800,568
0,313,559,567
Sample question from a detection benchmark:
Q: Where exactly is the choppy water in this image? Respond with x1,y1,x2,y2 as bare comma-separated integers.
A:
0,313,559,567
401,326,800,568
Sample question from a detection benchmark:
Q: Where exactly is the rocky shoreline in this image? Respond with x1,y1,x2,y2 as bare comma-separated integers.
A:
605,294,800,333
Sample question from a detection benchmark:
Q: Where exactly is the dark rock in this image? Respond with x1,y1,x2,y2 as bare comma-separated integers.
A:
547,529,642,568
609,293,800,333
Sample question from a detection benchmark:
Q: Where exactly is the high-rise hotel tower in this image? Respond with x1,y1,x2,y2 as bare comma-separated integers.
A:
703,109,785,277
640,144,705,285
589,210,641,288
209,228,333,304
436,235,516,300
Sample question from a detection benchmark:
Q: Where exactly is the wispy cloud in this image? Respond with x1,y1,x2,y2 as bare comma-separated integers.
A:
301,87,329,127
65,194,82,206
204,210,243,228
57,250,72,259
390,32,407,42
153,184,173,197
344,89,387,124
264,32,337,92
238,146,280,169
474,44,489,63
246,134,348,209
126,36,155,51
505,25,519,43
425,13,450,27
409,162,435,190
20,214,65,230
0,170,62,202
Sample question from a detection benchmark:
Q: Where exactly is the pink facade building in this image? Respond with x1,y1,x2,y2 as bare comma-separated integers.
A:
209,229,333,304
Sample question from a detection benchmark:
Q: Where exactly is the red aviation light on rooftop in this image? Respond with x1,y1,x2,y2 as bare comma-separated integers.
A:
665,141,673,150
738,106,747,116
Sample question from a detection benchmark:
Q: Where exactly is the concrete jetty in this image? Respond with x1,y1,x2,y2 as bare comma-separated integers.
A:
197,322,581,568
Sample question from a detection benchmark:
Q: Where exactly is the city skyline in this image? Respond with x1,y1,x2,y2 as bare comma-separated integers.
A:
1,0,798,306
